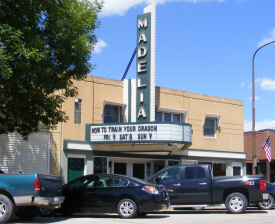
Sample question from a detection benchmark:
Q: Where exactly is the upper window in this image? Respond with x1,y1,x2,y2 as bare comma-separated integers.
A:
156,112,181,123
103,105,119,123
74,99,82,124
204,118,216,137
156,107,187,123
203,113,221,138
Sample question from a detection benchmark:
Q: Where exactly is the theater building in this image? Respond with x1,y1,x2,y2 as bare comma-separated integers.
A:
0,4,246,182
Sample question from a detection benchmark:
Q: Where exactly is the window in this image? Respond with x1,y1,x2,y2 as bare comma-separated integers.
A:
156,112,162,121
185,167,205,180
156,107,187,123
103,105,119,123
94,157,107,174
158,168,181,181
173,114,180,123
204,113,221,138
168,160,180,166
96,176,129,188
204,118,216,137
68,176,97,188
156,112,181,123
232,162,242,176
199,162,226,177
233,167,241,176
74,99,82,124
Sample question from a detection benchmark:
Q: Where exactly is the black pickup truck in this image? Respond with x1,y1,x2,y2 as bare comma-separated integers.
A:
147,164,268,214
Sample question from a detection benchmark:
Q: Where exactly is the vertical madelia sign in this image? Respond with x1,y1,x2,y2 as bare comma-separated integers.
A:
136,4,156,123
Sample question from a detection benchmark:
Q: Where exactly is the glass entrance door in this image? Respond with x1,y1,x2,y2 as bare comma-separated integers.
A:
114,162,127,175
133,163,145,179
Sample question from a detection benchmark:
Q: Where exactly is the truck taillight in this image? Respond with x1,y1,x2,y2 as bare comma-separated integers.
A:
260,179,266,191
34,178,40,191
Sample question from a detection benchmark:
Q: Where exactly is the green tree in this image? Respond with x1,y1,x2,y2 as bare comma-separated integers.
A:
0,0,103,139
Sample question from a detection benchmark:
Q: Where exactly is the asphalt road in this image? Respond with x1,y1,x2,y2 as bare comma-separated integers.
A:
7,207,275,224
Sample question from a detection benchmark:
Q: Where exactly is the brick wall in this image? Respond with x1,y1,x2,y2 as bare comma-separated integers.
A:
244,129,275,163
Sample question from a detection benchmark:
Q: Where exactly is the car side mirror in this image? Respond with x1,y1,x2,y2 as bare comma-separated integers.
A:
155,176,161,183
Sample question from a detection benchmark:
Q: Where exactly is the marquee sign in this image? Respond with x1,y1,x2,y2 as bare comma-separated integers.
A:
85,122,192,145
136,4,156,123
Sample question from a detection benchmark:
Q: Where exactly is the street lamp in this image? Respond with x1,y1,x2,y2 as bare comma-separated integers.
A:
252,40,275,175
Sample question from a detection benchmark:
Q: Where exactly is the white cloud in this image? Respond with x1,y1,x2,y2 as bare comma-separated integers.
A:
241,82,245,87
93,39,107,54
244,120,252,132
244,119,275,132
258,28,275,47
259,77,275,91
99,0,224,17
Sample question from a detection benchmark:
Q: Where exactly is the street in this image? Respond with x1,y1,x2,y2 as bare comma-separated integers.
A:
7,207,275,224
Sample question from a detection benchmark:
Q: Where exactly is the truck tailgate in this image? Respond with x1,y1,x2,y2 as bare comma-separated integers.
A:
38,174,62,196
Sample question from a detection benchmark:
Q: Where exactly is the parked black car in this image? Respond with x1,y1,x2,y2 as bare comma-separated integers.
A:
257,182,275,210
58,174,169,218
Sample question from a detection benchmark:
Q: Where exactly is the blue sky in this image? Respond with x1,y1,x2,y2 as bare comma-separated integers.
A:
89,0,275,132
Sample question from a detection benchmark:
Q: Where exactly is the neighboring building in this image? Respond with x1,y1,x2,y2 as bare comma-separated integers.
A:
0,4,245,182
244,129,275,182
0,122,61,175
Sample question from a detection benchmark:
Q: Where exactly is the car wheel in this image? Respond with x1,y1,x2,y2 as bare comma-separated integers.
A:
39,207,55,217
225,192,247,214
192,206,205,210
15,206,38,220
258,195,274,210
117,199,137,218
0,194,15,223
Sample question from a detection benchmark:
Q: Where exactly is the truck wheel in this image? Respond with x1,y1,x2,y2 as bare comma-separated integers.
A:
258,195,274,210
117,199,137,218
0,194,14,223
225,192,247,214
15,206,38,220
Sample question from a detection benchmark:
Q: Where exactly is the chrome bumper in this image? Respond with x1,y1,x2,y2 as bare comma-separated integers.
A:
33,196,65,207
261,193,269,200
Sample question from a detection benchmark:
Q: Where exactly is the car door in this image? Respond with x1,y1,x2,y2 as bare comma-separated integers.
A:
88,175,128,212
181,166,211,204
62,175,98,212
153,167,184,205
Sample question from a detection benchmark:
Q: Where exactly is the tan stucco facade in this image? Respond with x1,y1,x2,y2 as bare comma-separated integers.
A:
59,76,243,151
44,75,247,183
156,87,244,153
61,76,124,141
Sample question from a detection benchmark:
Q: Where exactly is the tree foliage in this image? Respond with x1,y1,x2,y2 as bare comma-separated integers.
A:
0,0,103,139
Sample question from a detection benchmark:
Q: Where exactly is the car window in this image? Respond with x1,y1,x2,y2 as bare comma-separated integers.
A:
185,167,205,180
96,176,129,188
158,168,181,181
69,177,96,188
